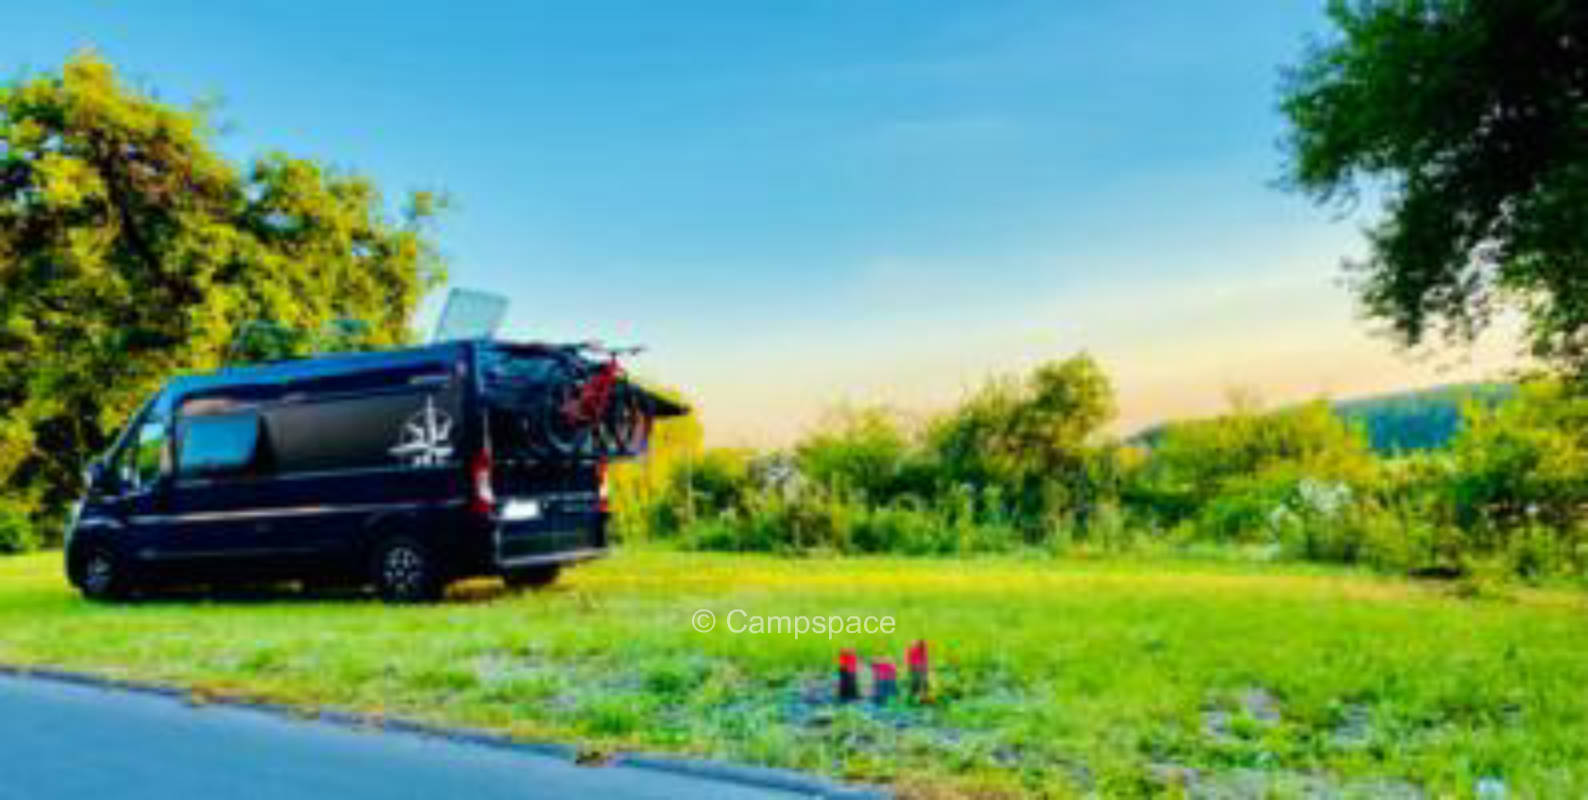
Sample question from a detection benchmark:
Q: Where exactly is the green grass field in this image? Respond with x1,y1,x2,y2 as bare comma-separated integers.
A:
1,548,1584,797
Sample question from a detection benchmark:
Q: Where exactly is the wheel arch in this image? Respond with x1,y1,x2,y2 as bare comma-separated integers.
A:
357,508,429,558
63,525,118,586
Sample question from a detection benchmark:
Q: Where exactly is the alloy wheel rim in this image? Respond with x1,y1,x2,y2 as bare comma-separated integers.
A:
384,547,424,595
84,554,112,594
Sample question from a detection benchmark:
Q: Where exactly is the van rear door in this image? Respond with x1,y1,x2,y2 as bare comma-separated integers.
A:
489,457,607,565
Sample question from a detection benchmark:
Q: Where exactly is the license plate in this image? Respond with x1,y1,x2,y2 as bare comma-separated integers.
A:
501,499,542,521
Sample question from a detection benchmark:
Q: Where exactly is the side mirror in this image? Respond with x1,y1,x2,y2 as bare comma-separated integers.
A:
84,460,106,490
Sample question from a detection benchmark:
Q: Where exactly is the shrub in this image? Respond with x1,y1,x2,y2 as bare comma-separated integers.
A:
1506,524,1561,581
795,406,912,502
0,502,37,555
1195,472,1300,544
1354,505,1419,572
1141,399,1375,517
1079,501,1132,552
611,367,1588,583
966,520,1022,554
851,503,947,555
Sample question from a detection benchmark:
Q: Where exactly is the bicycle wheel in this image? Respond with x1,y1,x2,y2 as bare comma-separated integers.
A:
591,398,620,457
538,362,590,457
605,383,654,454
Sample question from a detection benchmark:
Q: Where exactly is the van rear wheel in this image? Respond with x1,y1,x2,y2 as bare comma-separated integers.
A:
503,565,561,590
372,537,444,603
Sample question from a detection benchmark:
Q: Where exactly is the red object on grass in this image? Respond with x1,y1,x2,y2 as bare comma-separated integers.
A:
838,649,858,673
870,658,899,705
870,659,897,681
837,648,859,702
907,639,931,702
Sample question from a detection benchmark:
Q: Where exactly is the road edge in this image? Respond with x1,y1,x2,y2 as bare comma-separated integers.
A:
0,662,888,799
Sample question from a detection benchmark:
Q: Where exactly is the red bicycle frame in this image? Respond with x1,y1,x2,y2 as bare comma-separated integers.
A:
559,343,639,425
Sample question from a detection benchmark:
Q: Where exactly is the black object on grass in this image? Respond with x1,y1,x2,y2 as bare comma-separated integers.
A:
907,639,929,703
838,649,859,702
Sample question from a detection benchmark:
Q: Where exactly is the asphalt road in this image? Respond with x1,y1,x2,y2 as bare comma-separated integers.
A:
0,673,834,800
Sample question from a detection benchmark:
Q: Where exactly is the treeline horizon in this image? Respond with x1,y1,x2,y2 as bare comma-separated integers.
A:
1127,380,1516,453
611,357,1585,585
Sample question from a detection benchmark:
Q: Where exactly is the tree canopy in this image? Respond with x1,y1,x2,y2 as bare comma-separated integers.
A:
0,53,445,528
1280,1,1588,368
927,353,1116,483
796,405,914,501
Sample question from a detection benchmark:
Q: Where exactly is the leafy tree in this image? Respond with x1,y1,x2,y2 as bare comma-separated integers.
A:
0,496,37,554
1449,380,1588,532
0,53,445,532
927,353,1117,525
929,353,1115,483
651,447,756,535
1280,1,1588,367
1142,399,1375,516
794,405,913,501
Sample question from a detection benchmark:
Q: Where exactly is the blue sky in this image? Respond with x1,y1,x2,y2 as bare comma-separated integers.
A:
12,1,1519,443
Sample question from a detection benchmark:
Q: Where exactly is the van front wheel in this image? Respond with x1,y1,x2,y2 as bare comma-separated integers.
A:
76,547,135,602
372,537,444,603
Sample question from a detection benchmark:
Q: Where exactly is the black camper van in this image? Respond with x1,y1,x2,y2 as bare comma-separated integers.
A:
63,339,674,602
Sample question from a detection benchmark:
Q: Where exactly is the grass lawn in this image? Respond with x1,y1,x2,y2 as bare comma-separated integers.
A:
1,548,1585,797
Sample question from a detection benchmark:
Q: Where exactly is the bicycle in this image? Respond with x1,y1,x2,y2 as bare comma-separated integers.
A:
537,341,653,458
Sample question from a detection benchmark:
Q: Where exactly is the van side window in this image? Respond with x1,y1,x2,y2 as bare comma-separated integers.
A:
115,419,169,492
178,414,264,479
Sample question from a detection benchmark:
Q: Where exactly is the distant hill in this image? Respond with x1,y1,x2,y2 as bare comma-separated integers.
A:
1335,382,1514,453
1131,382,1515,454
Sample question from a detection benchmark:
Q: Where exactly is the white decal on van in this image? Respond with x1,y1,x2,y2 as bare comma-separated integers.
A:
389,396,455,466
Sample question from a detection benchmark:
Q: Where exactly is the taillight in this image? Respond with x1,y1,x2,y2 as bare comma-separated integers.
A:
470,448,495,515
597,459,610,513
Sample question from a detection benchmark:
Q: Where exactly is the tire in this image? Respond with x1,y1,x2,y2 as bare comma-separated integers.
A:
538,364,589,458
75,546,135,603
503,565,561,590
371,537,444,603
590,391,623,458
604,384,653,455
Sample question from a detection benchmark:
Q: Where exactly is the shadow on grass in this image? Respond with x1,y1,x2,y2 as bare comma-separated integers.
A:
120,576,560,606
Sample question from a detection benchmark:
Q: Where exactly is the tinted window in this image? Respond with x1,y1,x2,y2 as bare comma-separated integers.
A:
112,419,169,492
481,346,563,386
179,414,261,478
